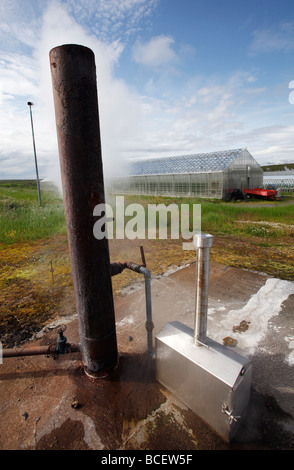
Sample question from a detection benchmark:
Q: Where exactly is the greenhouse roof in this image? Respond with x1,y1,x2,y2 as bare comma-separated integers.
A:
129,148,247,176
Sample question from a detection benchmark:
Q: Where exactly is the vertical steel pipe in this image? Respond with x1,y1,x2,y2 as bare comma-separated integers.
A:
49,44,118,378
193,233,213,345
110,261,154,356
140,266,154,356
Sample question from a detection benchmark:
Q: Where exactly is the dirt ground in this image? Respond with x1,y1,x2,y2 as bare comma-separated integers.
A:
0,259,293,451
1,229,294,348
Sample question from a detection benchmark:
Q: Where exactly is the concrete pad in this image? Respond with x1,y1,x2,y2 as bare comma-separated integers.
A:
0,260,293,450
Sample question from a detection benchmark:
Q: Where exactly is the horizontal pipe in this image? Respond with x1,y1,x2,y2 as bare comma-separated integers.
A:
2,343,81,358
110,261,148,275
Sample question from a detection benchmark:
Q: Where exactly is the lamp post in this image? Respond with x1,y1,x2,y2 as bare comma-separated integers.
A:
27,101,41,205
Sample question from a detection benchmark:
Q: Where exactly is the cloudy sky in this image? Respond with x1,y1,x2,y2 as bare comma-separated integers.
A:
0,0,294,182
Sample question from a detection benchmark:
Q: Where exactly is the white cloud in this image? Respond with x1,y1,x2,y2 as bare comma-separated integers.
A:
66,0,159,42
0,0,145,182
207,93,235,123
250,22,294,54
34,0,148,182
0,0,162,179
0,53,38,98
236,125,294,165
0,0,293,182
127,72,294,165
132,35,178,68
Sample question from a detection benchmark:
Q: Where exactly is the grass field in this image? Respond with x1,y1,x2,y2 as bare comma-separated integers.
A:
0,180,66,244
1,180,294,347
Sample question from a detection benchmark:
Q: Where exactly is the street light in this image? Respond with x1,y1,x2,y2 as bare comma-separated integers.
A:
27,101,41,205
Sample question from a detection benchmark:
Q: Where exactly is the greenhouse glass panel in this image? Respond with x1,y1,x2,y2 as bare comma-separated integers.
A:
106,148,262,200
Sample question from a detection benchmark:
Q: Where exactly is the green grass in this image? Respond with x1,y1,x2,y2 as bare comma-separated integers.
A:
0,180,66,245
116,194,294,239
201,199,294,236
1,183,294,246
1,182,293,349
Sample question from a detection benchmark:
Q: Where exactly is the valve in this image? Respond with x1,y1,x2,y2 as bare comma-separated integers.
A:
221,404,241,424
55,325,68,354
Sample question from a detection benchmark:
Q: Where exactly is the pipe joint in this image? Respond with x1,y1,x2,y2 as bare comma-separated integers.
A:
145,321,154,332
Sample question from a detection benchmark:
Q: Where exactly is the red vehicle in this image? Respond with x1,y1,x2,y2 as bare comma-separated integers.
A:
244,188,280,200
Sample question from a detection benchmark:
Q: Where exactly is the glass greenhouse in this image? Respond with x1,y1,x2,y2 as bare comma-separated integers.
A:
263,176,294,193
107,148,263,200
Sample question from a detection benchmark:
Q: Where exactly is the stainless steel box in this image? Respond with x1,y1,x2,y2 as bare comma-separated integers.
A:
156,321,252,442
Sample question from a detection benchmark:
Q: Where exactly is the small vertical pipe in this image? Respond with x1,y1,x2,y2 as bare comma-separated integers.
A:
140,266,154,356
140,245,146,267
193,233,213,345
49,44,118,378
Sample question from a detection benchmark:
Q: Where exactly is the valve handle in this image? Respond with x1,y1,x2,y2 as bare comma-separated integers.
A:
222,404,241,424
54,324,66,335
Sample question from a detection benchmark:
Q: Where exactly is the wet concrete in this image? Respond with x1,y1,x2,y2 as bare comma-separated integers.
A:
0,260,293,450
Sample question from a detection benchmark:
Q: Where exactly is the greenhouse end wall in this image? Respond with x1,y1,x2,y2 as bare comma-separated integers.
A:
223,151,263,199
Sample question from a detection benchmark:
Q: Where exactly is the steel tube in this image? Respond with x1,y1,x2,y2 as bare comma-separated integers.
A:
193,233,213,345
140,266,154,356
49,44,118,378
110,261,154,355
140,267,152,323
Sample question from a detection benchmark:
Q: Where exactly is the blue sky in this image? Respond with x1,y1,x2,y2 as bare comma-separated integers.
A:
0,0,293,182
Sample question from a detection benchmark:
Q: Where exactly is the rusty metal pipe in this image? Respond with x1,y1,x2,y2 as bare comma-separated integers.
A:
110,261,145,276
2,343,80,358
110,262,126,277
193,233,213,345
49,44,118,378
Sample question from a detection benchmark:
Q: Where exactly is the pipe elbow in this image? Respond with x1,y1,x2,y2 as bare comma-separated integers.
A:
139,266,151,279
